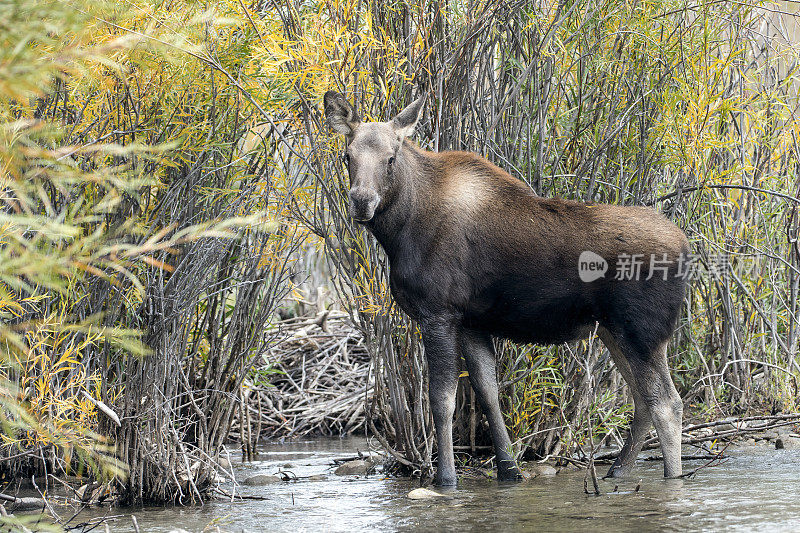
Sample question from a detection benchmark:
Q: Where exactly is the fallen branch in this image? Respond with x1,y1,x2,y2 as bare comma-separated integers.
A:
594,414,800,461
679,442,732,479
82,391,121,428
234,312,373,439
213,488,269,501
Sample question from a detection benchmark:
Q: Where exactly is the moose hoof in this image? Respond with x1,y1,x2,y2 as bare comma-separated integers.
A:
433,474,457,487
604,465,631,479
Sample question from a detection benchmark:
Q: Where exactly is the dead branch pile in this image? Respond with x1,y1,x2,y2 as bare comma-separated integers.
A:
591,413,800,463
233,311,373,439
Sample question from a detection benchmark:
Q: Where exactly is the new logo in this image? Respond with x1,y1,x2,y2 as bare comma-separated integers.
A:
578,251,608,282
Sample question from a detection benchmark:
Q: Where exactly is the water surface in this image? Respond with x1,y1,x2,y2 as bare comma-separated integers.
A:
76,438,800,532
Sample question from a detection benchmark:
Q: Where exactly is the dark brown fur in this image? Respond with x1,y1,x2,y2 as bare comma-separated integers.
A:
372,143,687,351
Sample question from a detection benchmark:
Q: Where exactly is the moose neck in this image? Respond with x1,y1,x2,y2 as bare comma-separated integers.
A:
364,140,432,262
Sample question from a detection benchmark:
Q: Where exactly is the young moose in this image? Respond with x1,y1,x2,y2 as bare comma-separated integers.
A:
324,91,689,486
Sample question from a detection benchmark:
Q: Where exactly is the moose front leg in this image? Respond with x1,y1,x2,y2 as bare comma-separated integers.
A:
421,321,461,487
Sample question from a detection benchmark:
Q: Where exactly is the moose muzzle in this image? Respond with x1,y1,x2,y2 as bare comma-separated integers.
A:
348,187,380,222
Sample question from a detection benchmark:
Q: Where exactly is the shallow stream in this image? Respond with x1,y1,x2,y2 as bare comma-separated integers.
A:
73,437,800,532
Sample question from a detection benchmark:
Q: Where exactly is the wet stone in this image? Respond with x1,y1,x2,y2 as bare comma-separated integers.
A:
76,484,94,500
775,437,800,450
243,474,283,485
527,464,558,478
334,459,372,476
406,487,450,500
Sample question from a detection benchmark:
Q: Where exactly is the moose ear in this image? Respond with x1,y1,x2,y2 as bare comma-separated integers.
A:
324,91,360,135
392,94,426,139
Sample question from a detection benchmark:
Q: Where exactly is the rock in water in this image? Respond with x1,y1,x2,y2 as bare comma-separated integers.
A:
528,464,558,477
406,488,450,500
242,474,283,485
334,459,372,476
775,437,800,449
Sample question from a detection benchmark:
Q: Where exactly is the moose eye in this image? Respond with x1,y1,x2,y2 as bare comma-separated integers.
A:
388,156,395,166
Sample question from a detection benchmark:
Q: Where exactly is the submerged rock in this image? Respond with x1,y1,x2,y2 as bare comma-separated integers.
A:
242,474,283,485
334,459,373,476
406,487,450,500
527,464,558,478
557,463,583,473
775,437,800,450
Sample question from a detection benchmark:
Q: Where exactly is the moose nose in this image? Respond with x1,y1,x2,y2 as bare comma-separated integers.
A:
348,187,379,222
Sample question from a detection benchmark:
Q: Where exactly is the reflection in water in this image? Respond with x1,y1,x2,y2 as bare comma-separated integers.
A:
77,438,800,532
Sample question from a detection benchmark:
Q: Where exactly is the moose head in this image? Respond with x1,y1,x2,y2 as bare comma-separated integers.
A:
324,91,425,222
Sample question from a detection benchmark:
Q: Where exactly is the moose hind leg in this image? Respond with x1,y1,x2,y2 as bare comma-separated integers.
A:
633,342,683,478
422,321,461,486
606,386,651,478
600,330,652,478
460,329,522,481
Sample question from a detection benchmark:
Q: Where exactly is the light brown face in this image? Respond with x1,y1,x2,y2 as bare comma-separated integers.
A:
324,91,425,222
344,123,401,221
